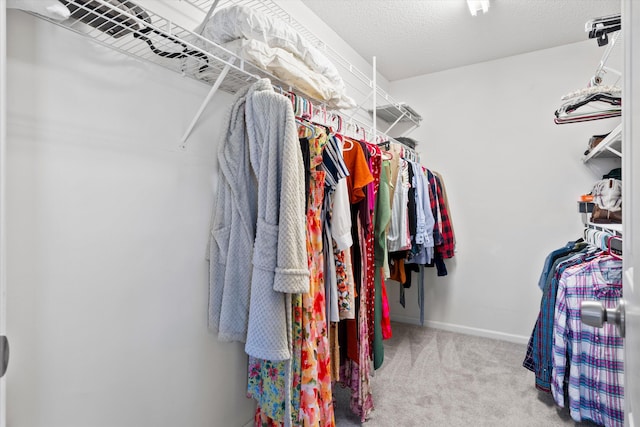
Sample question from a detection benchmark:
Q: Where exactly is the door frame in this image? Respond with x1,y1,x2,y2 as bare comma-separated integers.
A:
623,0,639,426
0,0,7,426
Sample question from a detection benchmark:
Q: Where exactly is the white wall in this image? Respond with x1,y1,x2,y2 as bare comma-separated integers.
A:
387,40,622,342
6,11,254,427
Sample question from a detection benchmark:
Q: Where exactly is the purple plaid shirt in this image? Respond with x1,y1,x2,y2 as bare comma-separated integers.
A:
552,256,623,427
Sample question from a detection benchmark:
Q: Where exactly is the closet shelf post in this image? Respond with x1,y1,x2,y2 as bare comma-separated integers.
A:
0,0,7,418
199,0,222,35
372,56,377,145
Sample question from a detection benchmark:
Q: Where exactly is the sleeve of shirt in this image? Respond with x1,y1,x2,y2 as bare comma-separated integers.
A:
538,250,559,292
551,274,569,408
422,168,435,249
434,175,455,258
387,159,408,252
537,244,576,291
427,170,443,246
374,161,392,262
271,100,310,294
332,177,353,250
412,163,426,246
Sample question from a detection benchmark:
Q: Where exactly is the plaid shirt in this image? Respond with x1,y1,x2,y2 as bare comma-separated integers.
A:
427,171,454,259
552,256,624,427
523,248,596,391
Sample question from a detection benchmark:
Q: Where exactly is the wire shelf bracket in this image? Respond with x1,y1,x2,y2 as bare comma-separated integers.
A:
180,61,232,149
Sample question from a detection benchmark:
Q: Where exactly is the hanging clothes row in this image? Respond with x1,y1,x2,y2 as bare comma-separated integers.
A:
207,79,455,426
522,236,623,427
284,89,404,149
383,139,456,325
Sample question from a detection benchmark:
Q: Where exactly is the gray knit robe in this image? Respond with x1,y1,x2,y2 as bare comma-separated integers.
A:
208,78,309,361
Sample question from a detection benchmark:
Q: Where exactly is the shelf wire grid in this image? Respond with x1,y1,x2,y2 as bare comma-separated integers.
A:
36,0,301,96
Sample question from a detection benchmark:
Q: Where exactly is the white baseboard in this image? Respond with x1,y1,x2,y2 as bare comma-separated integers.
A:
243,420,253,427
390,314,423,326
390,315,530,345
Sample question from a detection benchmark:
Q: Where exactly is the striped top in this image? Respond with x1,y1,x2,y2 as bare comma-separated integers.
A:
551,255,624,427
322,134,349,191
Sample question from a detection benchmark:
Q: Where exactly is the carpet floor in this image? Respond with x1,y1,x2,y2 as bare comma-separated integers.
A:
333,322,601,426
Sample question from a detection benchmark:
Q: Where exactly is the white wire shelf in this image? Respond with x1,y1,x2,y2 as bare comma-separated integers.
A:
26,0,422,145
375,103,422,124
578,202,623,236
587,221,622,235
185,0,423,129
583,122,623,162
32,0,313,98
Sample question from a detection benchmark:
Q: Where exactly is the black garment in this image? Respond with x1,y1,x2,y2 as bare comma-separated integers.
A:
434,254,448,276
603,167,622,180
394,136,418,149
404,262,419,288
350,206,362,317
299,137,310,211
406,162,417,246
427,170,443,246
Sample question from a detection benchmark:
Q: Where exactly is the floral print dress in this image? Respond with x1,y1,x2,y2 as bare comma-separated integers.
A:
250,127,334,427
298,129,334,427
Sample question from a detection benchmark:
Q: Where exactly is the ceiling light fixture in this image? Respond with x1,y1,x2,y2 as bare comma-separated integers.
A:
467,0,490,16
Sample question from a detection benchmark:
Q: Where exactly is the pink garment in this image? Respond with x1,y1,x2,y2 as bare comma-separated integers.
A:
380,273,392,340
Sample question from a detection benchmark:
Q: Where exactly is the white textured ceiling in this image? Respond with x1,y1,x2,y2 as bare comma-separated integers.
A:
299,0,621,81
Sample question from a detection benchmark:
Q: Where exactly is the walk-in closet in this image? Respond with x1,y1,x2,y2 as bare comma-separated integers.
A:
1,0,638,426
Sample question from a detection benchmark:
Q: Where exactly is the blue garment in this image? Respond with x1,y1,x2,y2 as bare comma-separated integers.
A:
418,266,425,326
537,241,580,290
523,244,589,374
406,162,435,265
527,247,597,392
523,244,587,374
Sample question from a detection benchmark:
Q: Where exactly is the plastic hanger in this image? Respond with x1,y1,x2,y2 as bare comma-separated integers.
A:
607,235,623,259
343,138,354,152
296,118,316,139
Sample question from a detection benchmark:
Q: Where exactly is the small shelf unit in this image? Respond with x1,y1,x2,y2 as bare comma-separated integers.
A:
583,122,623,162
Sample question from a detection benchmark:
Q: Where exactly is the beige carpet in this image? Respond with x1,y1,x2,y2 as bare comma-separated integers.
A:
334,322,600,426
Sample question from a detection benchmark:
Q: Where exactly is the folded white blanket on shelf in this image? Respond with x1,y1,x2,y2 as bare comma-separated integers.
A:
195,5,356,110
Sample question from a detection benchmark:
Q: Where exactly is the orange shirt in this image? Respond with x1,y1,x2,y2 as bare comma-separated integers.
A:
342,138,374,204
